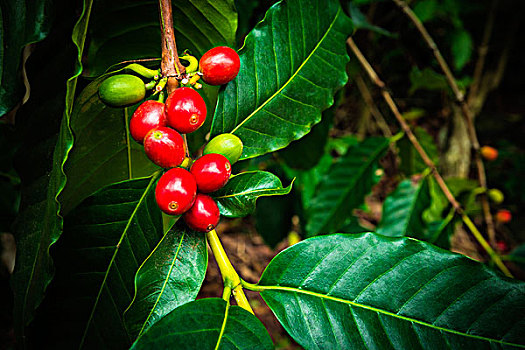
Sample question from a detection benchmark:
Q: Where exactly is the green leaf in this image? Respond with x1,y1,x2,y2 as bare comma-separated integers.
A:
409,66,448,94
279,103,334,170
305,137,389,236
0,0,53,116
376,177,431,238
32,175,165,349
85,0,237,77
211,0,353,159
130,298,273,350
214,170,293,218
124,224,208,339
60,69,162,214
11,0,92,341
397,126,438,176
348,3,394,37
256,233,525,349
451,28,473,71
413,0,438,23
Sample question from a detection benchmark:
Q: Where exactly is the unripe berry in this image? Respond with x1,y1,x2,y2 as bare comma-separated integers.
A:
183,194,220,232
155,168,197,216
190,153,231,193
481,146,498,161
143,127,185,168
487,189,504,204
129,100,167,143
165,87,207,134
199,46,240,85
98,74,146,107
495,209,512,224
203,133,243,165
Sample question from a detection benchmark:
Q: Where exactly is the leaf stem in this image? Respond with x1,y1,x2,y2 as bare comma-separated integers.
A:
347,38,512,278
206,229,254,314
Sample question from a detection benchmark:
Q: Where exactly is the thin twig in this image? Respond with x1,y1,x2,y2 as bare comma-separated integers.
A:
392,0,496,247
347,38,512,278
468,0,498,105
354,74,393,138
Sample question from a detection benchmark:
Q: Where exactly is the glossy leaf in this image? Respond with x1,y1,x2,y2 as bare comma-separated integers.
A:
306,137,389,236
11,0,92,340
33,175,165,349
257,232,525,349
0,0,53,116
130,298,273,350
213,171,293,218
376,177,431,238
397,127,438,176
85,0,237,77
279,104,334,170
60,70,160,214
124,224,208,339
211,0,353,159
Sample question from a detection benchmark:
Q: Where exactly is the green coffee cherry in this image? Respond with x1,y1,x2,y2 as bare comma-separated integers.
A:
488,189,504,204
203,133,243,164
98,74,146,107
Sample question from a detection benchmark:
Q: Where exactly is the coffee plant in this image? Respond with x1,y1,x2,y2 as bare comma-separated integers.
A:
1,0,524,349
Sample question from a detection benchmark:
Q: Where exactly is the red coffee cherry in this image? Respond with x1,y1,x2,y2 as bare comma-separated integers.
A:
190,153,231,193
155,168,197,216
183,194,220,232
496,209,512,224
164,87,207,134
143,127,185,168
481,146,498,161
129,100,167,143
199,46,240,85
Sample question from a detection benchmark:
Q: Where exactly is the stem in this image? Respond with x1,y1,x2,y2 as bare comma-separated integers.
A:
206,230,255,314
347,38,512,278
158,0,190,155
391,0,496,247
159,0,186,93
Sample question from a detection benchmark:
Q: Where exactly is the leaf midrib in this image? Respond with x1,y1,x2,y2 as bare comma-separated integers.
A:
78,172,160,349
136,231,186,337
229,7,342,134
257,285,524,348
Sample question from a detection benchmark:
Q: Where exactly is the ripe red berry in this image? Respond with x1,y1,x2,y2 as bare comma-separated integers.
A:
190,153,231,193
183,194,220,232
165,87,207,134
199,46,240,86
155,168,197,215
481,146,498,161
129,100,167,143
496,209,512,224
143,127,185,168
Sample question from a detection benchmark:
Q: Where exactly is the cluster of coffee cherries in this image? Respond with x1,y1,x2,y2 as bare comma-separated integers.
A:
98,46,241,232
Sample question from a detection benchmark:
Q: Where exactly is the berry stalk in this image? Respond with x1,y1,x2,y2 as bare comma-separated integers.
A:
206,229,254,314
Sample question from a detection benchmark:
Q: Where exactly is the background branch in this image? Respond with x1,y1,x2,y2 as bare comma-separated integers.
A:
392,0,496,246
347,37,512,278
